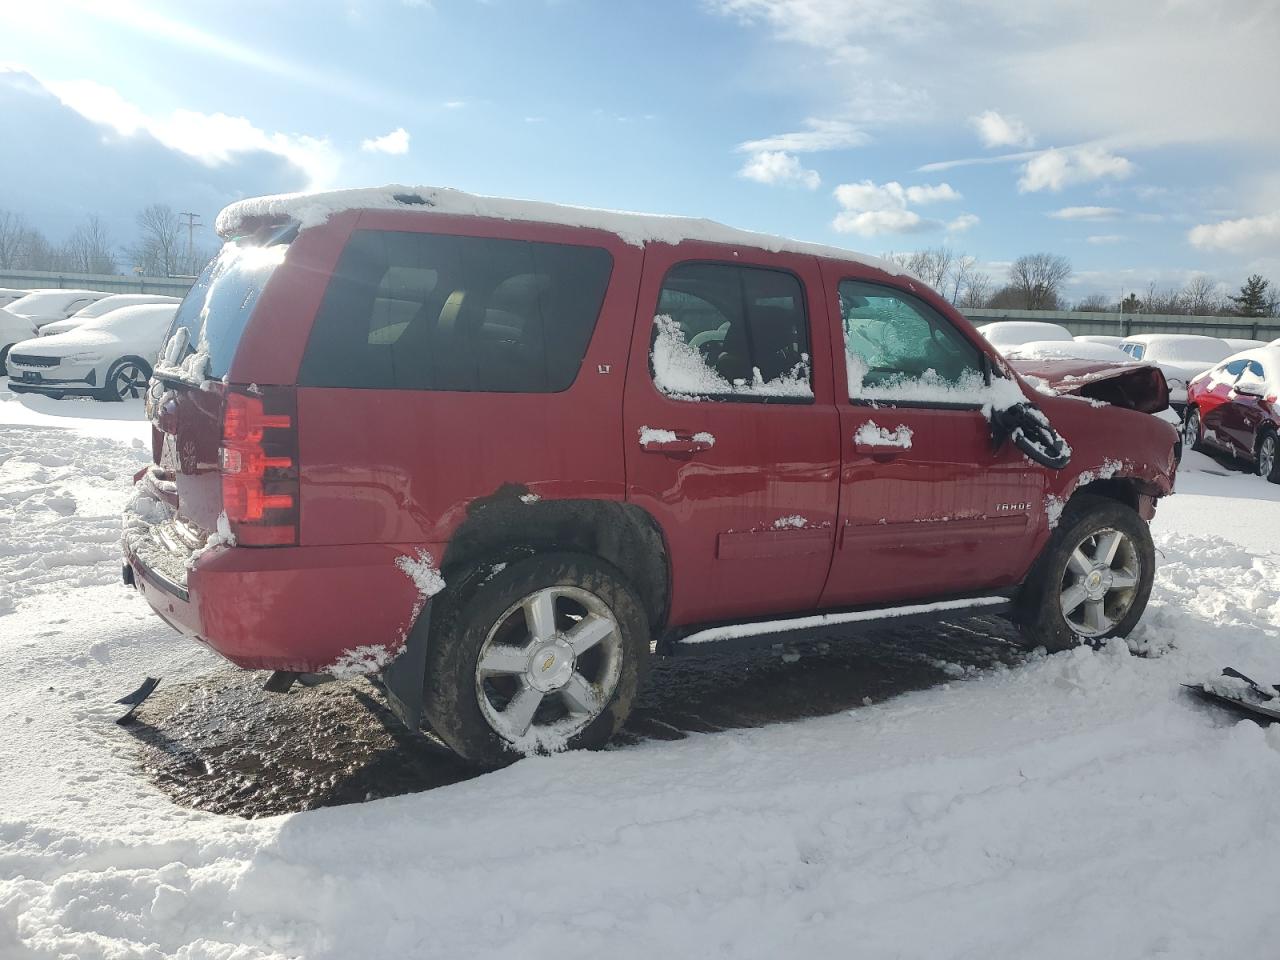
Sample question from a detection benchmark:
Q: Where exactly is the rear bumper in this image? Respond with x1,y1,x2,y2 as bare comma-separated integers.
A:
124,538,444,673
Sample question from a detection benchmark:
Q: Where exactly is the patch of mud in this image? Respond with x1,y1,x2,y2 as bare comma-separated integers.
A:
125,616,1024,818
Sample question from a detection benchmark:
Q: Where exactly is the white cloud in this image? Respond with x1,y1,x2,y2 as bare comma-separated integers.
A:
1087,234,1128,245
1188,212,1280,252
739,118,867,154
739,150,820,189
45,76,338,187
831,179,964,236
361,127,410,155
904,183,960,204
971,109,1034,149
1049,205,1122,221
1017,146,1134,193
946,213,980,233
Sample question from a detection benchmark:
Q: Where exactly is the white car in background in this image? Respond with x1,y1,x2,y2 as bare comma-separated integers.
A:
0,287,29,308
5,288,110,329
0,306,39,370
976,320,1074,348
1075,334,1126,348
39,293,181,336
1221,337,1268,352
1004,339,1136,363
5,303,178,401
1120,334,1234,408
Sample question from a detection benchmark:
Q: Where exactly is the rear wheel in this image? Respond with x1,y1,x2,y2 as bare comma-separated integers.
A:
423,552,650,766
1182,407,1204,453
1016,495,1155,652
98,358,150,401
1257,430,1280,484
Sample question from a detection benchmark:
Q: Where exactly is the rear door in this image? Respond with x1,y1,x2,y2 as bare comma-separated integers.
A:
819,264,1043,607
622,242,840,626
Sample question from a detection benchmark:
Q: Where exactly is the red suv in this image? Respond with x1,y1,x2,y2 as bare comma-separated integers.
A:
122,186,1178,764
1183,347,1280,482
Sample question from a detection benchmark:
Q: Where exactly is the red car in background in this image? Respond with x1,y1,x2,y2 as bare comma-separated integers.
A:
1184,347,1280,482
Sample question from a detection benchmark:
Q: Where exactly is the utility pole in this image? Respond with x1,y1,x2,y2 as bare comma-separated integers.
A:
179,212,201,266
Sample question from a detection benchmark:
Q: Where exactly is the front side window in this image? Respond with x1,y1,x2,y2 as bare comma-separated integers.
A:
1123,343,1146,359
650,262,812,402
839,280,984,403
300,230,613,393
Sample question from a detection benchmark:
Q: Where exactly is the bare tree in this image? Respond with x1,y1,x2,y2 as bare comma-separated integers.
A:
948,254,977,304
1007,253,1072,310
0,210,31,268
1074,293,1112,312
130,204,182,276
957,270,992,308
60,215,117,274
1181,275,1220,316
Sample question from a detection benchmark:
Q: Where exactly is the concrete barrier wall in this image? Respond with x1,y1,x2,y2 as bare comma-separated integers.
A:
961,307,1280,341
0,269,194,297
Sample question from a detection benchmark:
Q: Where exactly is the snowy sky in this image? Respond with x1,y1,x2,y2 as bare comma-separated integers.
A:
2,0,1278,299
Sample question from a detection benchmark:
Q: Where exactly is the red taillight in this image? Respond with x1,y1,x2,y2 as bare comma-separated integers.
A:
220,387,298,546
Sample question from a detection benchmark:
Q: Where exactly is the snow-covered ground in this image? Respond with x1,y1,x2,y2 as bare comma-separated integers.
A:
2,390,1280,960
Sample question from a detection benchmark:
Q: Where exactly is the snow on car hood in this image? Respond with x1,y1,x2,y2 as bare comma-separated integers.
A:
1008,358,1169,414
8,327,120,359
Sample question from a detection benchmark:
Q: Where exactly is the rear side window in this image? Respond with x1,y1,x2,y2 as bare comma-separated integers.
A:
650,261,812,401
299,230,613,393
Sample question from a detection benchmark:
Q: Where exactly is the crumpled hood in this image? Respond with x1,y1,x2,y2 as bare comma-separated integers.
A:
1009,358,1169,414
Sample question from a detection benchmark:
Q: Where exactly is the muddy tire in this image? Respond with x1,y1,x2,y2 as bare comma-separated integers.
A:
1015,495,1155,653
423,552,650,766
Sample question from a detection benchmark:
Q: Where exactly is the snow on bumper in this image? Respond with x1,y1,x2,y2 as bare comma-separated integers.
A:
123,483,445,673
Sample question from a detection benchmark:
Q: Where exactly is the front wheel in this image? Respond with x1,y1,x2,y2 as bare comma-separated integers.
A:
1016,495,1155,652
423,553,650,766
1257,430,1280,484
1183,407,1205,454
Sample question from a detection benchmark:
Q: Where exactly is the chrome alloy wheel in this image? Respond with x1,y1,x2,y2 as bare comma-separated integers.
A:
1260,434,1276,478
112,362,149,400
1059,527,1142,638
474,585,624,745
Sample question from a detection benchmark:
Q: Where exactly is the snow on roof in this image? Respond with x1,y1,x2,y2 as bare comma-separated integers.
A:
216,184,904,274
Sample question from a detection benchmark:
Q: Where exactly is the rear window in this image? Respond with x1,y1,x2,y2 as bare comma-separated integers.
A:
298,230,612,393
166,240,289,379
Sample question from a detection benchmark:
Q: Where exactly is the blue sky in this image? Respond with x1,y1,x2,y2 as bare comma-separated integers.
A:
2,0,1277,301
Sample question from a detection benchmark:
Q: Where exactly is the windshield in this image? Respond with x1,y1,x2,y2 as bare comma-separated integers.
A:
162,240,289,380
90,306,178,333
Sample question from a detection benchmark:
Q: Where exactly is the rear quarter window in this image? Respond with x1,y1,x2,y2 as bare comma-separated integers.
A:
298,230,613,393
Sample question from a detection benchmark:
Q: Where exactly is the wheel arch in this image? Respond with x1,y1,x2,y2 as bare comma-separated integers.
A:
439,496,671,634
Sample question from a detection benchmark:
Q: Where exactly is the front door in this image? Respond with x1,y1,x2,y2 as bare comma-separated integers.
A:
819,268,1044,608
623,243,840,627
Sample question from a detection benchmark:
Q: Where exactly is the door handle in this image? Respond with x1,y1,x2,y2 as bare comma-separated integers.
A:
638,428,715,454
